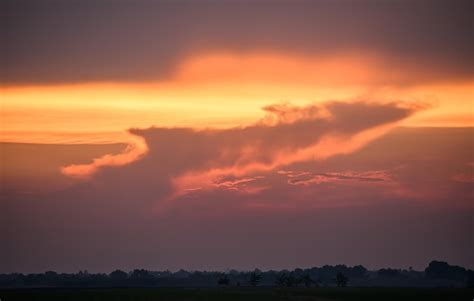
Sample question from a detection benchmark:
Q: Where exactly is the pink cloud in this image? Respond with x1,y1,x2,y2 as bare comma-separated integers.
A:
60,101,418,205
61,135,148,178
278,170,391,186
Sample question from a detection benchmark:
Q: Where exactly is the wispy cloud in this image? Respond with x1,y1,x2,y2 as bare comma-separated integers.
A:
278,170,391,186
61,135,148,178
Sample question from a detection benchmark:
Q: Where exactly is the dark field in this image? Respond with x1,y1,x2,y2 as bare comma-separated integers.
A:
1,287,473,301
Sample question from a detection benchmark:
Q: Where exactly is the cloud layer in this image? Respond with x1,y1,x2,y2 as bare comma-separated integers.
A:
61,101,415,200
2,126,473,273
2,0,472,84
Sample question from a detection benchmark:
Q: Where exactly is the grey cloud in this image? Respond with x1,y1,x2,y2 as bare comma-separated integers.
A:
2,0,472,84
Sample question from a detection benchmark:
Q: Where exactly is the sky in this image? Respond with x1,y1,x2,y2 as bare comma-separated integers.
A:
0,0,473,273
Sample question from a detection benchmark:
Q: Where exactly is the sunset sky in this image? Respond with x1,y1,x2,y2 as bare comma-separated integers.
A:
1,0,473,273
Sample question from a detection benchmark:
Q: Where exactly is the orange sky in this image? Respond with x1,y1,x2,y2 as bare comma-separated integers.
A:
2,1,474,274
1,53,473,146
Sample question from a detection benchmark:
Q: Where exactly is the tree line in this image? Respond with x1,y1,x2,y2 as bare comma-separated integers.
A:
0,261,472,288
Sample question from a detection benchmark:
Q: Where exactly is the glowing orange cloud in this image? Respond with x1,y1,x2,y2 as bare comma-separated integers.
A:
55,100,416,183
130,100,414,200
1,52,471,183
2,52,472,147
171,122,397,197
60,134,148,178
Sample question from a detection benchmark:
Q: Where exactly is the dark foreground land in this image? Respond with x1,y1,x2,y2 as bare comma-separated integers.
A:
1,287,473,301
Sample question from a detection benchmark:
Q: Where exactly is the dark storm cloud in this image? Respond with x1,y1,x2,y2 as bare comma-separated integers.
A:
1,0,473,84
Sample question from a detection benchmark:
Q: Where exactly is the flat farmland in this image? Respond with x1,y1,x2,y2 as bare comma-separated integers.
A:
1,287,472,301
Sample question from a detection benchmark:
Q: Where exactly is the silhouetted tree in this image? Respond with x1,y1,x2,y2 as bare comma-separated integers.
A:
109,269,128,285
217,273,230,286
425,260,466,281
300,273,314,288
130,269,156,285
110,270,128,280
44,271,58,282
466,270,474,288
336,272,348,287
275,273,287,287
274,273,299,287
351,265,368,278
285,274,297,287
378,268,400,278
313,277,321,288
248,271,262,286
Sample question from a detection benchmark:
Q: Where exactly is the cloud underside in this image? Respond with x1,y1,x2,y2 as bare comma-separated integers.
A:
61,101,417,206
2,1,472,84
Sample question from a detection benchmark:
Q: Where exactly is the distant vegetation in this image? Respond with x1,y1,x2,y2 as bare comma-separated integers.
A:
0,261,472,288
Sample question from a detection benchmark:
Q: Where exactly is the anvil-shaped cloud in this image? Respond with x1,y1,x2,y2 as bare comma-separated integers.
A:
61,101,417,202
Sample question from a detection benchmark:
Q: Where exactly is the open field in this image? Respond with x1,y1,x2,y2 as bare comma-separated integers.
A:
1,287,473,301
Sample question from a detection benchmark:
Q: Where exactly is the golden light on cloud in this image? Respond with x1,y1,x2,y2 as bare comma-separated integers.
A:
1,52,472,149
170,122,398,198
60,135,148,178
